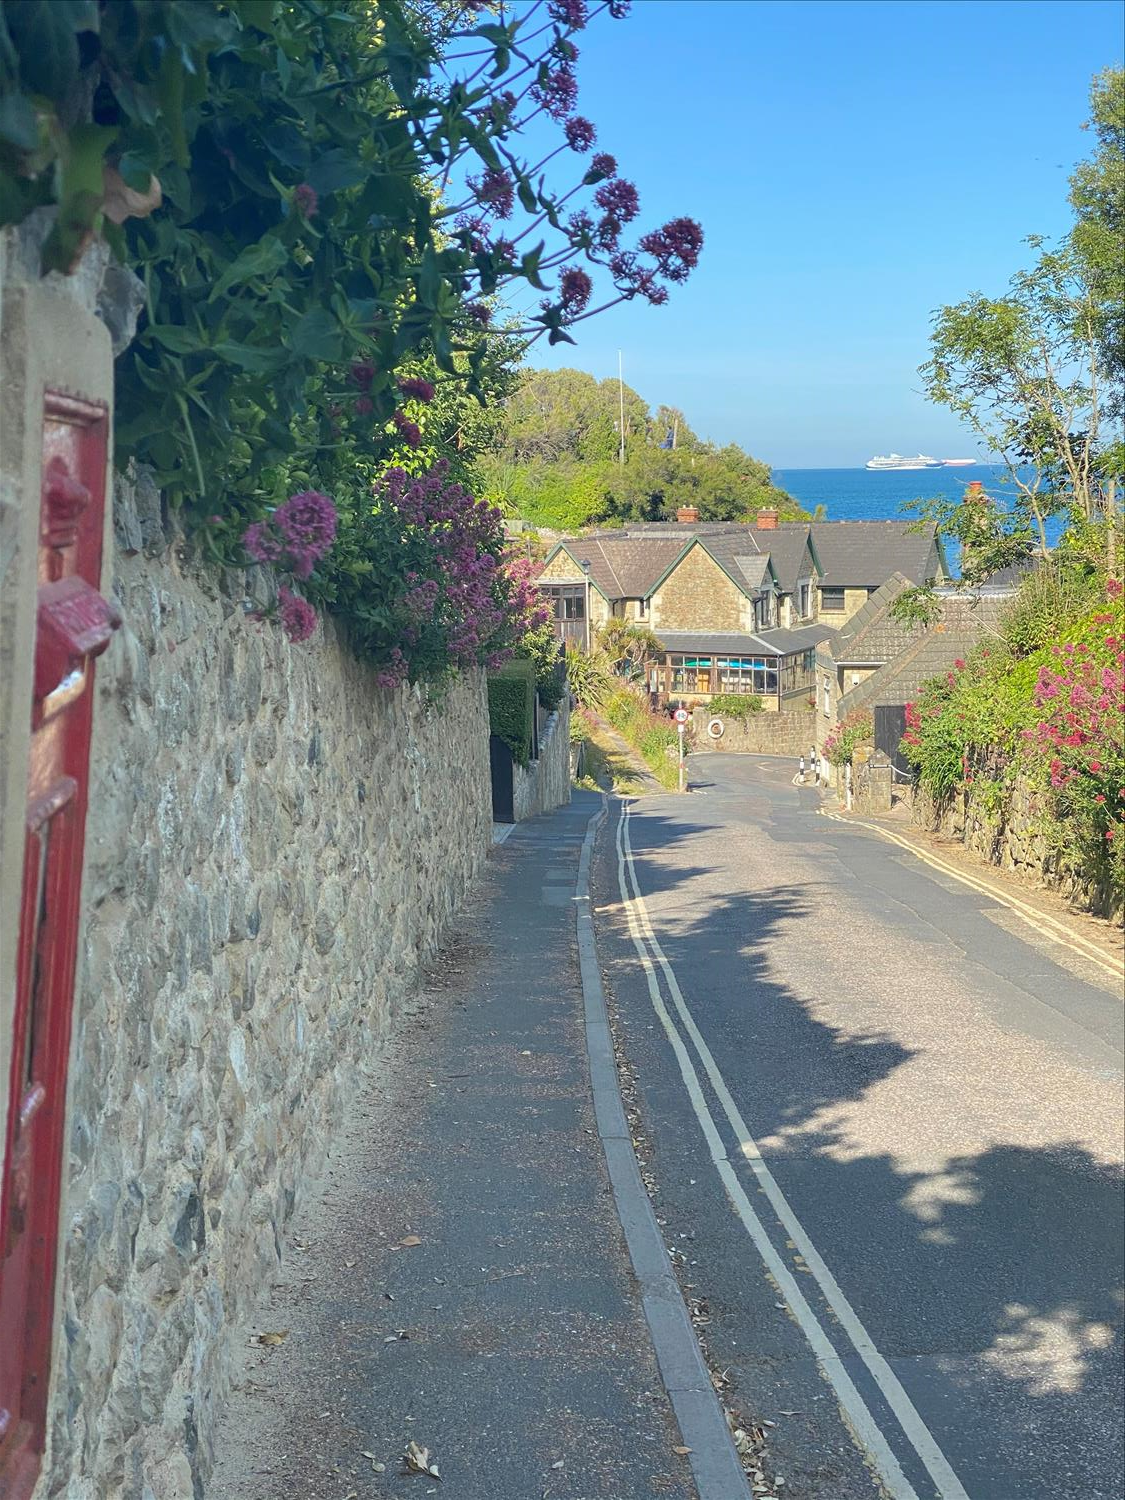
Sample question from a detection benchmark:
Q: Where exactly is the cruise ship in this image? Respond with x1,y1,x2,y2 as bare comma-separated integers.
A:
865,453,943,471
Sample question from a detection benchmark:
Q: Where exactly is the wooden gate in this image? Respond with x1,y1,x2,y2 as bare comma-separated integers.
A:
0,393,117,1500
874,703,911,783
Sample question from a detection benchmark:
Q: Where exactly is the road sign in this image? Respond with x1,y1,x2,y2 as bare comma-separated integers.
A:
673,708,688,724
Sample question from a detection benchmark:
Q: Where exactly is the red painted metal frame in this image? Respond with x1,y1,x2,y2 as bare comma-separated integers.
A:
0,391,114,1500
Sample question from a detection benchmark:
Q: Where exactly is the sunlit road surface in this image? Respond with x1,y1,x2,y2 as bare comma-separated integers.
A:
592,754,1124,1500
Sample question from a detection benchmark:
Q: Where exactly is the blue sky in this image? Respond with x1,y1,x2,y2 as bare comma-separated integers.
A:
509,0,1123,468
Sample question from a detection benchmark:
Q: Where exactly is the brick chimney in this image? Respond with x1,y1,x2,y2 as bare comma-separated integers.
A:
676,505,700,524
755,507,779,530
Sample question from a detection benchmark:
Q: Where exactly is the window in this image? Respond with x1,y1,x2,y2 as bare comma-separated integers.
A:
798,581,811,619
717,656,778,696
822,677,832,716
780,649,816,696
636,598,648,620
821,586,845,611
666,655,715,693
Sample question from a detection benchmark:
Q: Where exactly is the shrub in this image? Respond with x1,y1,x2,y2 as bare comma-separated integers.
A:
487,659,536,767
517,622,567,711
823,708,874,768
708,693,763,720
602,687,681,790
565,646,615,710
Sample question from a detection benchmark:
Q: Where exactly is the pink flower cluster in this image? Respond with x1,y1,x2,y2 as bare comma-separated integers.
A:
1022,598,1124,844
243,489,338,579
371,462,548,688
278,587,318,644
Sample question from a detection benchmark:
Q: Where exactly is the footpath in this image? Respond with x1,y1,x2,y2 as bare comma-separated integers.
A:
208,791,746,1500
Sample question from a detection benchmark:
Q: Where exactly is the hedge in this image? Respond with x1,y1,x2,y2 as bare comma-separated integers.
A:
488,659,536,767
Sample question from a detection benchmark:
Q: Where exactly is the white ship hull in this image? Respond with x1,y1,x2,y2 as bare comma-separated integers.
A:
865,453,943,471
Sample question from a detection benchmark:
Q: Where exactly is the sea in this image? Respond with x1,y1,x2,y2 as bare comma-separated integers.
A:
773,463,1062,579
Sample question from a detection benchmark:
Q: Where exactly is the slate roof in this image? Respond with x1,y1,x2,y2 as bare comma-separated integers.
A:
656,626,833,660
838,593,1011,714
817,573,925,666
546,537,688,599
786,520,945,587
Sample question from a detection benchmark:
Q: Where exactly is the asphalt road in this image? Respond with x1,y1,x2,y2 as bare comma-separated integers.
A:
592,754,1125,1500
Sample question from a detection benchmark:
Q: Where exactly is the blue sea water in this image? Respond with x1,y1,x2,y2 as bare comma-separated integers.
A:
773,464,1064,579
774,463,1010,522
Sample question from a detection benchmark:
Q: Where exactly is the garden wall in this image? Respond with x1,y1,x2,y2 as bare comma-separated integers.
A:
47,471,492,1499
690,706,816,760
913,773,1119,919
512,699,572,823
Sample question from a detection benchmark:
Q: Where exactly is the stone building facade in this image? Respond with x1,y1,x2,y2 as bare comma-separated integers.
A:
648,543,756,634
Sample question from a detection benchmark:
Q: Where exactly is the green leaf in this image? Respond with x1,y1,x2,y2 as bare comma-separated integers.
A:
306,148,369,196
212,340,290,374
0,93,39,152
208,235,289,301
41,121,117,273
287,307,343,362
146,324,207,354
4,0,96,103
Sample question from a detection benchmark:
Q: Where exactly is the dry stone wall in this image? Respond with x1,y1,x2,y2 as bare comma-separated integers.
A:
913,773,1118,919
46,470,491,1500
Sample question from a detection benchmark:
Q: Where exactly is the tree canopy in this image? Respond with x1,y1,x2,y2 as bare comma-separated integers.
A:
478,366,800,529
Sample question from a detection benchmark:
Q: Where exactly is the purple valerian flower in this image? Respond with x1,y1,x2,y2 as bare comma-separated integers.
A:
558,266,593,312
467,302,492,325
398,376,436,403
594,177,640,224
608,0,631,15
350,360,376,389
638,216,704,283
293,182,318,217
355,395,374,416
393,410,422,448
548,0,588,26
532,65,578,121
278,587,318,643
243,521,283,565
471,165,515,219
274,490,338,579
589,152,616,178
564,115,596,151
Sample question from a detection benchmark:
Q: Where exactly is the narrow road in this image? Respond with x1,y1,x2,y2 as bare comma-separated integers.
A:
591,755,1124,1500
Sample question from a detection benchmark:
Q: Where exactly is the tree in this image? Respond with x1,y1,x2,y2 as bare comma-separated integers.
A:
1068,68,1124,403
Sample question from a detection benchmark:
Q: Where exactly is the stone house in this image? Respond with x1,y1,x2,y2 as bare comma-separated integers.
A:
813,573,928,746
835,588,1013,772
796,519,949,625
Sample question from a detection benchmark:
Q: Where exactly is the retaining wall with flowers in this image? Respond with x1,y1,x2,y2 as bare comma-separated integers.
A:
912,769,1120,919
46,470,492,1499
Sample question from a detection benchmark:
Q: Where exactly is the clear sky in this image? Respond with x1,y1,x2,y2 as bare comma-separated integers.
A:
511,0,1123,469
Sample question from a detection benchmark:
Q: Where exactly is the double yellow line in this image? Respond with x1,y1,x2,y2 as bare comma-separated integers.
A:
819,809,1124,985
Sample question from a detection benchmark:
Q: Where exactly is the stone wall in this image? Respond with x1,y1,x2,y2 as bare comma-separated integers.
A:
651,542,753,633
690,706,816,758
913,772,1119,919
512,696,572,822
46,471,492,1500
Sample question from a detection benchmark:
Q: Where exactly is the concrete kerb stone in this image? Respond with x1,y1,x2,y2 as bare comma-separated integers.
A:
575,798,753,1500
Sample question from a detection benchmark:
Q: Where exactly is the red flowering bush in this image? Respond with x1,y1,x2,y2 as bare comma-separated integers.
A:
901,578,1125,903
823,708,874,768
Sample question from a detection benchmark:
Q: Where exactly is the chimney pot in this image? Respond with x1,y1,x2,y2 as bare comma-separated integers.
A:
756,507,779,530
676,506,700,524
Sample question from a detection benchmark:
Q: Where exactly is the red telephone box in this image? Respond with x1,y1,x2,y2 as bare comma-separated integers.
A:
0,392,118,1500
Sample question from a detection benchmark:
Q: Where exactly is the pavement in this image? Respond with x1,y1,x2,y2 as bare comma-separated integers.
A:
592,753,1124,1500
208,792,737,1500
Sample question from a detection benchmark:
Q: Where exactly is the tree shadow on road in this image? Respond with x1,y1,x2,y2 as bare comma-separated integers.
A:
597,810,1125,1497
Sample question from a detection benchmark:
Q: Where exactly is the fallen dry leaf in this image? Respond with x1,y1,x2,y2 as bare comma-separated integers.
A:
672,1445,692,1456
404,1440,441,1479
256,1330,289,1347
400,1235,423,1248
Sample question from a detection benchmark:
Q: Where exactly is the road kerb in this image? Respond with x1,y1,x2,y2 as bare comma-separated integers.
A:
576,798,753,1500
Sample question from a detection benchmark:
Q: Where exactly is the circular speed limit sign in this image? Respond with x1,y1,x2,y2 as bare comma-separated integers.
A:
673,708,689,724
